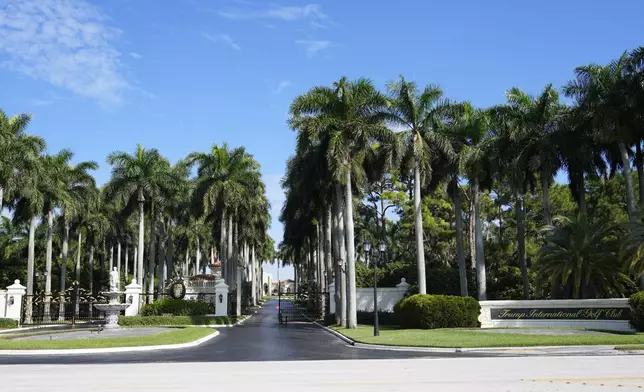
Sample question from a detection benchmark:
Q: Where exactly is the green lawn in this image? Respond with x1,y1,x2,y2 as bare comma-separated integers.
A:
331,325,644,348
615,345,644,350
0,327,214,350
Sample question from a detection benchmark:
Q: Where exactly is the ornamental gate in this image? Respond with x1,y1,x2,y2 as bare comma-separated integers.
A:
277,291,329,324
20,284,107,326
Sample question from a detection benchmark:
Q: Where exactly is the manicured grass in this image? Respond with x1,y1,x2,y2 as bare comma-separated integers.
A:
331,325,644,348
0,327,214,350
615,345,644,350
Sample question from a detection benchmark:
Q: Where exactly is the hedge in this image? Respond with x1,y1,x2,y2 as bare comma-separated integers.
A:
140,299,212,316
394,294,479,329
0,318,18,329
630,291,644,332
118,315,236,326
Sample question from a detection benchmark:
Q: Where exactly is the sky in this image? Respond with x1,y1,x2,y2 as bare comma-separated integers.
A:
1,0,643,280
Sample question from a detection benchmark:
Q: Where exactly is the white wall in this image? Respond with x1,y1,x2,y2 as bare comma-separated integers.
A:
479,298,634,332
329,279,409,314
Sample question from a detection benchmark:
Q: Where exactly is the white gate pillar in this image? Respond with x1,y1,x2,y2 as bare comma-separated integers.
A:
6,280,26,322
125,279,143,316
215,281,229,317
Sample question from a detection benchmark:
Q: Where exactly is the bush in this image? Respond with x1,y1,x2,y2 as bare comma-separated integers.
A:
0,318,18,329
394,294,479,329
630,291,644,332
140,299,212,316
118,315,236,326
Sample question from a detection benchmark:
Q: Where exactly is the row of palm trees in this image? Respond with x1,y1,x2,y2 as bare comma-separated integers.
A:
280,46,644,329
0,110,272,319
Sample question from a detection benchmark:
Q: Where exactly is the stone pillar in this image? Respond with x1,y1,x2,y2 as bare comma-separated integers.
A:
0,289,6,318
396,278,410,298
214,281,229,317
328,280,336,314
6,280,26,322
125,279,143,317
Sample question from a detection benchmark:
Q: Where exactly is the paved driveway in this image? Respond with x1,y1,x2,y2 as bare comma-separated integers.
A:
0,300,457,364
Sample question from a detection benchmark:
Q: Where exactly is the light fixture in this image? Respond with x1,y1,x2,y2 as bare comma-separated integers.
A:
379,241,386,253
363,240,371,254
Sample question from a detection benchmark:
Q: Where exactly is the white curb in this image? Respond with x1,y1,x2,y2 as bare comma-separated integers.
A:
312,322,355,345
0,330,219,356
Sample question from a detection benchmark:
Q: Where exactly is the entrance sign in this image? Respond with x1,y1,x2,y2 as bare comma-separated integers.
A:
490,307,629,321
479,299,634,332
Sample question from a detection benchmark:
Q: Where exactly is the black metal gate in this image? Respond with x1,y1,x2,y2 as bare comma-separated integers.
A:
277,291,329,324
20,285,107,326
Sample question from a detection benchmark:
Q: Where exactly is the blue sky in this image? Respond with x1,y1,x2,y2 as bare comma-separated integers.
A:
1,0,643,280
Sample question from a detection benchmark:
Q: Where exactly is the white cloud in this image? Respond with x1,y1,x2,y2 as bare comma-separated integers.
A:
295,39,330,57
218,3,326,24
129,52,143,59
0,0,130,105
274,80,292,94
202,32,241,51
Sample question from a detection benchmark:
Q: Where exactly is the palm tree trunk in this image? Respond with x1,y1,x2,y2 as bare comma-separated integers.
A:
25,215,37,323
116,242,122,290
157,222,166,294
89,245,95,295
636,143,644,208
453,180,467,297
133,246,138,281
227,214,234,286
334,185,347,326
469,195,476,270
0,186,3,212
137,198,145,286
45,209,54,319
619,142,637,223
251,244,257,306
324,204,332,294
473,177,487,300
516,190,529,299
577,174,587,216
196,237,201,276
148,216,157,300
76,231,82,283
124,243,129,284
413,159,427,294
343,169,357,329
101,240,106,286
61,220,70,292
108,243,114,271
167,228,174,281
220,209,227,280
541,172,553,226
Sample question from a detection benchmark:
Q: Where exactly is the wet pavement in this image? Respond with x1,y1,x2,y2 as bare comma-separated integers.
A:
0,300,479,364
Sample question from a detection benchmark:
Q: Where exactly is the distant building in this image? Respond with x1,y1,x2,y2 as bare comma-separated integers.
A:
262,272,273,296
271,279,295,295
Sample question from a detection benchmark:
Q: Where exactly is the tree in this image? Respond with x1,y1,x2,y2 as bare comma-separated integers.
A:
290,77,395,328
105,145,177,293
537,214,629,299
387,76,454,295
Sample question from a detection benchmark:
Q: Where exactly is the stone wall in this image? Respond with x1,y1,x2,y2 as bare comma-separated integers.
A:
328,278,409,314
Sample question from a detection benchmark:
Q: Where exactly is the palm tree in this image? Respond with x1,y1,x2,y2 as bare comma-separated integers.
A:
387,76,454,295
105,145,177,293
537,214,629,299
290,77,395,328
502,85,562,227
0,110,45,210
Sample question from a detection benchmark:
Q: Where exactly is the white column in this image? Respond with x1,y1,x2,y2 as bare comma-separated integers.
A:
0,289,7,318
328,280,336,314
125,279,143,317
214,281,229,317
6,280,26,321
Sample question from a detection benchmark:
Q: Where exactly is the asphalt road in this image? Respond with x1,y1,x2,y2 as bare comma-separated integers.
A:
3,356,644,391
0,300,468,364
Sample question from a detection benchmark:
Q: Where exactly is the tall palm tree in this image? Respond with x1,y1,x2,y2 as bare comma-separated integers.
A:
0,110,45,211
105,145,177,292
503,85,562,227
387,76,453,295
290,77,395,328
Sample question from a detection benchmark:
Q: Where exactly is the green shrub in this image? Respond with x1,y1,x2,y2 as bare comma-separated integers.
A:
118,315,236,326
394,294,479,329
0,318,18,329
140,299,212,316
630,291,644,332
